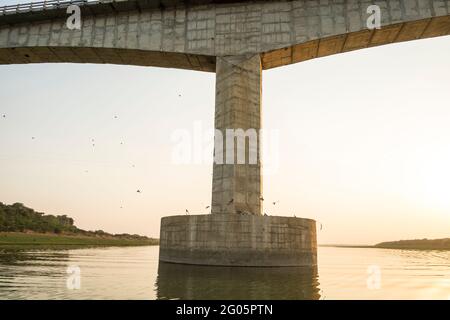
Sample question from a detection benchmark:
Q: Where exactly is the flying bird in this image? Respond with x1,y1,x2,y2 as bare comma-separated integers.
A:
205,206,210,209
136,190,141,193
272,200,279,206
2,115,5,118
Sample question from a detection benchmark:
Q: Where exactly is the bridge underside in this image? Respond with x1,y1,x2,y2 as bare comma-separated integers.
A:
0,1,449,70
262,16,450,69
0,15,448,71
0,46,215,71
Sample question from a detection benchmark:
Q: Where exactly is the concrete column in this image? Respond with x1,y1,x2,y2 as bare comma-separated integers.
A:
211,54,262,215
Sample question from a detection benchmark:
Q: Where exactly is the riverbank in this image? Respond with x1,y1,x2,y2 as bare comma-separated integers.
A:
374,238,450,250
0,232,159,248
320,238,450,251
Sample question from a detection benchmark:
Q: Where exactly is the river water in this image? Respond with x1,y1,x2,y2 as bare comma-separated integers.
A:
0,246,448,300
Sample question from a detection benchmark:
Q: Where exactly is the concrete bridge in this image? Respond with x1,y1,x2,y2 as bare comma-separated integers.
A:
1,0,448,266
1,0,449,70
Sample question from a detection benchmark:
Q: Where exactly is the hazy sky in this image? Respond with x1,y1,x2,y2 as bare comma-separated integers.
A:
0,1,449,244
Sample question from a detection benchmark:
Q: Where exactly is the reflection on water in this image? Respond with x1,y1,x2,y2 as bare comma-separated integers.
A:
0,246,160,300
0,246,449,300
0,250,71,299
156,262,320,300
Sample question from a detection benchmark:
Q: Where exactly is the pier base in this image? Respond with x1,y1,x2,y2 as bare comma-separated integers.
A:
159,214,317,267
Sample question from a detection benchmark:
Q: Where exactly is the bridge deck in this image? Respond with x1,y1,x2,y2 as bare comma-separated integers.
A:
0,0,149,25
0,0,246,25
0,0,448,70
0,0,96,15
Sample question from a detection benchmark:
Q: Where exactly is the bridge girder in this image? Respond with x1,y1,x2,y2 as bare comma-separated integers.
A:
0,0,448,70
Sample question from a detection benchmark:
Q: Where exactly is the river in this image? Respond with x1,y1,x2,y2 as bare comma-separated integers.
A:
0,246,448,299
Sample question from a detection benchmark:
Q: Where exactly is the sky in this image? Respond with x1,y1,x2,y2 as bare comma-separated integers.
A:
0,1,449,245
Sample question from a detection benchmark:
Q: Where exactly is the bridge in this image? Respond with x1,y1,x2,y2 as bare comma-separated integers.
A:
1,0,449,266
1,1,449,70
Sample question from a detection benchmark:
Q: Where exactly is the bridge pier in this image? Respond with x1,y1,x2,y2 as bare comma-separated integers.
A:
159,54,317,267
212,54,262,215
159,214,317,267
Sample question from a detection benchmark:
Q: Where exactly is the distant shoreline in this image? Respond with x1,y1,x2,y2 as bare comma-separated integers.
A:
0,232,159,249
0,202,159,249
319,244,374,249
320,238,450,251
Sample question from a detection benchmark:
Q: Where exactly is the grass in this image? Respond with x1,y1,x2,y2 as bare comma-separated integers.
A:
0,232,159,249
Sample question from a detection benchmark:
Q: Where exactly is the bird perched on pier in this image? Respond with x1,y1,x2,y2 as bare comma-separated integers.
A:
260,197,264,201
185,209,189,215
227,199,234,205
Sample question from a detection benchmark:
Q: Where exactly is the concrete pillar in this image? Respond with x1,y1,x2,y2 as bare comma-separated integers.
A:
211,54,262,215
